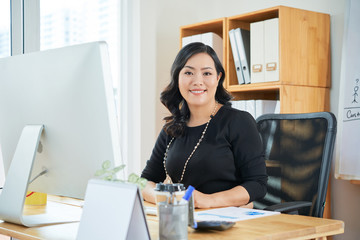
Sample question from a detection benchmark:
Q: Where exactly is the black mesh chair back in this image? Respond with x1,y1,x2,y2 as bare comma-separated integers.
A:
254,112,337,218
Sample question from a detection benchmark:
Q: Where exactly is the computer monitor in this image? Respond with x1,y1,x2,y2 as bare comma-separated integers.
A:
0,41,122,226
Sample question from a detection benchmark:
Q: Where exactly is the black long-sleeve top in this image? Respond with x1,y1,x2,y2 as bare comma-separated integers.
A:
141,105,267,203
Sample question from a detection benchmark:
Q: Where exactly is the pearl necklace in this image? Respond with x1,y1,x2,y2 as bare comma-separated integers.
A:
163,101,218,184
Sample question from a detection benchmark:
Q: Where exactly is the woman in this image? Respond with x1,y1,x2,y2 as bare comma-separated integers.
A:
141,42,267,208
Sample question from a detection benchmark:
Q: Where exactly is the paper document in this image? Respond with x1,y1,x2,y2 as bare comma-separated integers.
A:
145,206,157,216
195,207,280,222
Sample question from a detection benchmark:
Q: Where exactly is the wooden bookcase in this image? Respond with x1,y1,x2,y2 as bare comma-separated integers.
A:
179,6,332,218
179,5,331,114
180,17,227,80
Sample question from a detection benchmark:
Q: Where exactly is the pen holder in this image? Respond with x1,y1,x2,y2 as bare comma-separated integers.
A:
154,183,185,204
154,183,185,216
158,202,188,240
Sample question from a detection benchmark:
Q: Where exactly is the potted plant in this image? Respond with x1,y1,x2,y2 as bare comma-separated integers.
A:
94,160,147,189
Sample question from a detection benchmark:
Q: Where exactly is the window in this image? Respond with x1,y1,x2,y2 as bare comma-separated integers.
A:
40,0,120,95
7,0,141,175
0,1,11,58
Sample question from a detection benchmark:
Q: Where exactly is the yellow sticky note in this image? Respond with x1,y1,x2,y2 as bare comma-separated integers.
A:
24,191,47,205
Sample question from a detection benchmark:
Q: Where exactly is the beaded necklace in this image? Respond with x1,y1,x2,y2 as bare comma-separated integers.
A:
163,101,218,184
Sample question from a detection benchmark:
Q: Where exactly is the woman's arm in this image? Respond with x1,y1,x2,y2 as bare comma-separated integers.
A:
191,110,266,209
141,129,170,184
141,181,157,203
143,181,254,208
229,111,268,204
193,185,252,208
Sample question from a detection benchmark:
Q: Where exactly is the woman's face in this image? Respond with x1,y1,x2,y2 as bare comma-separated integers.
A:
178,52,221,108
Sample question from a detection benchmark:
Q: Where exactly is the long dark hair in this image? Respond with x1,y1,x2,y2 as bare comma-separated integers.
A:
160,42,232,137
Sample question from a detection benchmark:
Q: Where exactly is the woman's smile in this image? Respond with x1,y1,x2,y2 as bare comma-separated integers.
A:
190,89,207,95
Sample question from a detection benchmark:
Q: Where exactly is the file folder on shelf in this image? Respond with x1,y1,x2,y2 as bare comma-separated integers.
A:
250,21,265,83
232,99,280,119
229,29,245,84
250,18,279,84
231,100,246,111
245,99,256,119
234,28,251,84
201,32,223,64
182,35,193,47
182,32,223,64
182,33,202,47
264,18,279,82
255,100,279,119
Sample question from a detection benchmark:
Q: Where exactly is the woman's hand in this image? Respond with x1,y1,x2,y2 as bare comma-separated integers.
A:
193,190,213,208
192,186,251,209
241,202,254,208
141,181,157,203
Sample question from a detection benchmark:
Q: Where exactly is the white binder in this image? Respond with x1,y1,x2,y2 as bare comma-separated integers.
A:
234,28,251,84
182,33,223,64
229,29,245,84
264,18,279,82
250,18,279,83
231,100,246,111
250,21,265,83
245,99,256,119
191,33,202,43
255,100,279,119
77,179,150,240
201,32,223,64
182,35,193,47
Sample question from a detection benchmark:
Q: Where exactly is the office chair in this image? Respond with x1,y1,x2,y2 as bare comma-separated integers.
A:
254,112,337,218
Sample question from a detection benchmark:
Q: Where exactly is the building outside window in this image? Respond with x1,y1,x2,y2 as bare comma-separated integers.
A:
40,0,120,104
0,0,11,58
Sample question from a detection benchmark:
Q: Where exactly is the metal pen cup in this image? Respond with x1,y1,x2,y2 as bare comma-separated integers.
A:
154,183,186,204
154,183,185,217
158,201,188,240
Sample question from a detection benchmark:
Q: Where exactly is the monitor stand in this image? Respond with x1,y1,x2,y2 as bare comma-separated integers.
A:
0,125,81,227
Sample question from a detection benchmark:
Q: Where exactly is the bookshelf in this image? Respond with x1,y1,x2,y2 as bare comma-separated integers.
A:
179,5,332,218
179,5,331,114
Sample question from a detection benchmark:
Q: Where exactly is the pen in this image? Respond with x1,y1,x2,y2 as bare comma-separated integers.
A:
179,185,195,204
178,185,198,229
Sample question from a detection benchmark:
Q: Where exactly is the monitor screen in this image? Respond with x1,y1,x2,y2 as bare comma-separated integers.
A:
0,41,122,200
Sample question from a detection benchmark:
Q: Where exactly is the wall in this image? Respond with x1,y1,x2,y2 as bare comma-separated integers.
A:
138,0,359,239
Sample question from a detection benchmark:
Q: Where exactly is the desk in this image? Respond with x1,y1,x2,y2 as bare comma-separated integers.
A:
0,196,344,240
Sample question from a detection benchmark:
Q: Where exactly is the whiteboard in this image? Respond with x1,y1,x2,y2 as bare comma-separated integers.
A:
335,0,360,180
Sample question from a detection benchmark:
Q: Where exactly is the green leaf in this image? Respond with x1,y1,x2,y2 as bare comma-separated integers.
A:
128,173,139,183
94,169,107,176
95,160,147,189
102,160,111,170
114,179,125,183
104,175,114,181
127,173,147,190
138,178,148,188
112,165,126,173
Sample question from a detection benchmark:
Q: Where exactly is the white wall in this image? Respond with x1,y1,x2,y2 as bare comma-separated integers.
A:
138,1,359,239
